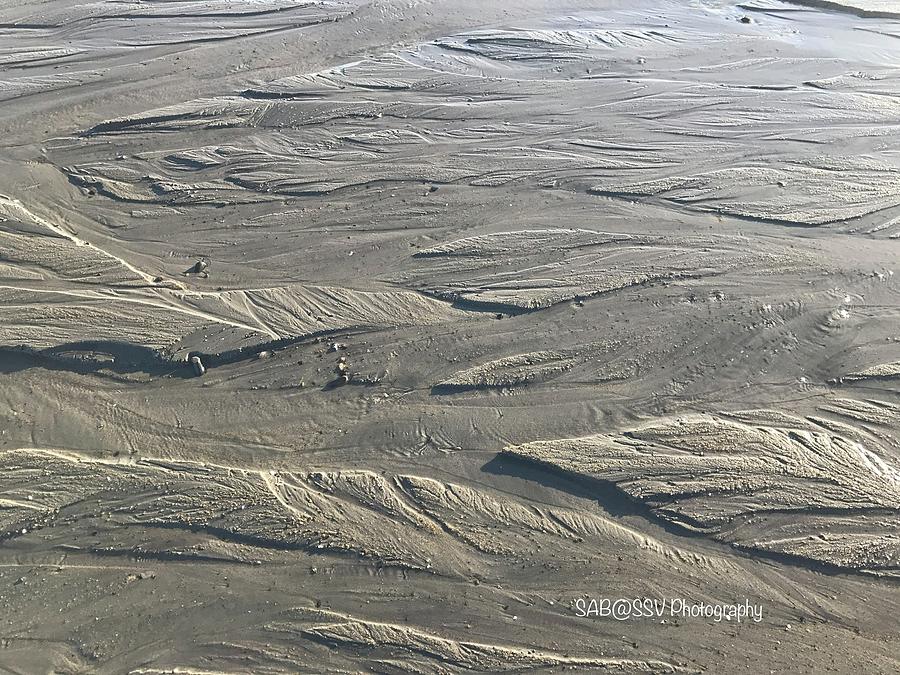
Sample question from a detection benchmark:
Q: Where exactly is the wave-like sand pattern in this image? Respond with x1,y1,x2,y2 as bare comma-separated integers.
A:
2,0,900,672
507,408,900,576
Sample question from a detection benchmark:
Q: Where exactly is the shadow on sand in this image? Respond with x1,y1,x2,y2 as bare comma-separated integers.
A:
0,341,194,378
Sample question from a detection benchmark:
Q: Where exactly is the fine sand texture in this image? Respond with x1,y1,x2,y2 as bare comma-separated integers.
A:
0,0,898,673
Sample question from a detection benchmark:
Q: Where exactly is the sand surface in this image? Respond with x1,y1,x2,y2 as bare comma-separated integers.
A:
0,0,898,673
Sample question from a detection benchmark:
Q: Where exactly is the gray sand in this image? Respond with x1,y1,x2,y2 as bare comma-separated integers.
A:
0,0,898,673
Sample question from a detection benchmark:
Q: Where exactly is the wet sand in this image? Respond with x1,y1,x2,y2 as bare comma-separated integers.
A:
0,1,898,673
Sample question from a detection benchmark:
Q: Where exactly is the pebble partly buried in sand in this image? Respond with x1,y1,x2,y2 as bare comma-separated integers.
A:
189,354,206,376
